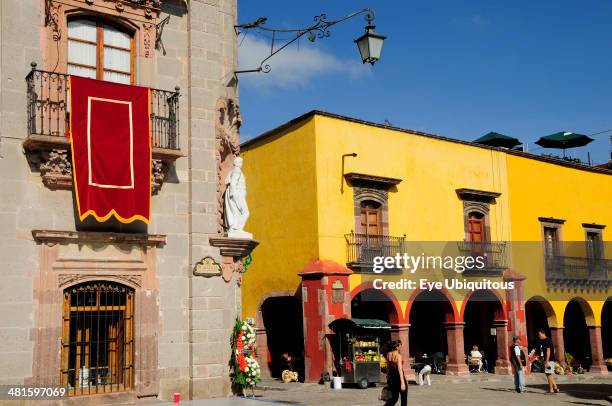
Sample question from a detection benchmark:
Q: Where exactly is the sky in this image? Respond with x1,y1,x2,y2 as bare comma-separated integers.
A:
237,0,612,165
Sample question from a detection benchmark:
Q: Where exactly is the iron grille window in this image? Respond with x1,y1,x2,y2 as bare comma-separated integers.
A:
61,282,134,396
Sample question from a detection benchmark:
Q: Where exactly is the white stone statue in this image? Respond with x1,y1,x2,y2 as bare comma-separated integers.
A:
223,157,252,238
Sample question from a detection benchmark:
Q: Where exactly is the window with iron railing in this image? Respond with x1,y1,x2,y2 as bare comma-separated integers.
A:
345,231,406,273
544,241,611,286
26,67,180,150
456,241,508,274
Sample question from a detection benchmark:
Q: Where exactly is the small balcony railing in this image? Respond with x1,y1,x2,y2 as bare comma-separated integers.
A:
26,67,180,150
456,241,509,274
345,232,406,273
544,255,611,287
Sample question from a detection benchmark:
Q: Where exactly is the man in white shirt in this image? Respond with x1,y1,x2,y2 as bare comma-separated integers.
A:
510,336,525,393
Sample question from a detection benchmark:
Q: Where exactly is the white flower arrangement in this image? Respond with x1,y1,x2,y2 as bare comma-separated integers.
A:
244,356,261,385
241,322,256,346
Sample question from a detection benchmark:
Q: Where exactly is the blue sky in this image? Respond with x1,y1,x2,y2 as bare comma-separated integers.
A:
237,1,612,165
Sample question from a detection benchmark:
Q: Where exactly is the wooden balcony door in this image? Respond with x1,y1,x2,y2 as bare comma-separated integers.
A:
360,201,382,237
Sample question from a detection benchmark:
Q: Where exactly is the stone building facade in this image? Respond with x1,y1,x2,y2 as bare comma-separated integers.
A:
0,0,255,402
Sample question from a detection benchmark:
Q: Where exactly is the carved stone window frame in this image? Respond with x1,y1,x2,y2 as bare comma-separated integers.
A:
583,223,605,259
43,0,161,82
27,230,164,399
538,217,565,257
345,173,402,236
456,188,500,242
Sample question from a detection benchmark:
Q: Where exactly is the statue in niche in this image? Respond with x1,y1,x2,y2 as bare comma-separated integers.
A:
223,157,252,238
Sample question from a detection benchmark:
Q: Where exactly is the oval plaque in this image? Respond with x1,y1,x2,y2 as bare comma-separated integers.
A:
193,256,222,277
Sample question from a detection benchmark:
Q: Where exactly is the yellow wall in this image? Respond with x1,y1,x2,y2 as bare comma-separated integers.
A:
312,115,512,304
506,153,612,324
240,118,319,318
241,112,612,326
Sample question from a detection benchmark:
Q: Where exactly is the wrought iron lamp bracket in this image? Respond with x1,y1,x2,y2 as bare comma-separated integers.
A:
155,14,171,56
234,8,376,75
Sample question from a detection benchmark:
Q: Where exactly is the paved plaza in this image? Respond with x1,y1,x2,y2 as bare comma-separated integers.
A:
157,374,612,406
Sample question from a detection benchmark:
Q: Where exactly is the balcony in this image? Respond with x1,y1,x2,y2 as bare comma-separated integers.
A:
345,232,406,274
456,241,509,275
23,66,181,193
545,255,611,288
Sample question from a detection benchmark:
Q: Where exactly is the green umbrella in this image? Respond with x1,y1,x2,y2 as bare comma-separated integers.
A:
535,131,594,156
473,132,522,149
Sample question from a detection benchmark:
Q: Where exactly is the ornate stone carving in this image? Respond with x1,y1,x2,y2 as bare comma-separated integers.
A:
210,237,258,283
33,230,167,247
44,0,62,41
151,159,168,195
354,187,388,206
215,98,242,234
39,149,73,190
25,143,173,193
221,260,244,283
58,273,142,288
104,0,161,10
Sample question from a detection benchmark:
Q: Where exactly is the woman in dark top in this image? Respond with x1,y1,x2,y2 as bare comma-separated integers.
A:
385,340,407,406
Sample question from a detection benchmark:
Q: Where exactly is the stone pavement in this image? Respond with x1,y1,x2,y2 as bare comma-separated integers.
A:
155,373,612,406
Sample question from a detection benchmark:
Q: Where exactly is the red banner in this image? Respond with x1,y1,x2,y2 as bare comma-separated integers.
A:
69,76,151,224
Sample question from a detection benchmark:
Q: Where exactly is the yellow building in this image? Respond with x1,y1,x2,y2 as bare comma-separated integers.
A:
241,111,611,382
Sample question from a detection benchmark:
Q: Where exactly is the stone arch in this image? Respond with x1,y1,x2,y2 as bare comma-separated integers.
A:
255,291,304,379
526,295,558,327
460,289,507,321
405,287,459,322
350,282,403,324
354,189,387,206
566,297,596,326
525,296,558,349
408,289,457,358
58,274,142,291
563,297,595,367
462,289,506,371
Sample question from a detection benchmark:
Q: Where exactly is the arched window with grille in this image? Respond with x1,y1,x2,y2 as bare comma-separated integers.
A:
61,281,134,396
67,18,134,84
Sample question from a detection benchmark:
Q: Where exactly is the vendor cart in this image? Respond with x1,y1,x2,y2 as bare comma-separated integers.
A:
328,318,390,389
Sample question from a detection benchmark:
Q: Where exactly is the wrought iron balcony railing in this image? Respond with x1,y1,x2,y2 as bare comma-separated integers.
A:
345,232,406,273
26,67,180,150
456,241,509,274
544,255,611,288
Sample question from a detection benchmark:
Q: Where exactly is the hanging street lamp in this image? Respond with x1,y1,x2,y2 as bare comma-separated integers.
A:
354,14,386,65
234,8,386,75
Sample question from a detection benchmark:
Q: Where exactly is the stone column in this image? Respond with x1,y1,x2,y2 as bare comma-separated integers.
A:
588,326,608,374
444,322,469,376
503,270,528,345
391,323,414,380
298,261,352,382
549,327,565,366
494,320,512,375
255,327,270,378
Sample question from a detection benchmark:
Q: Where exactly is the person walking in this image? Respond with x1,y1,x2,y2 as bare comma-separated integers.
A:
536,329,559,394
510,336,526,393
385,340,407,406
